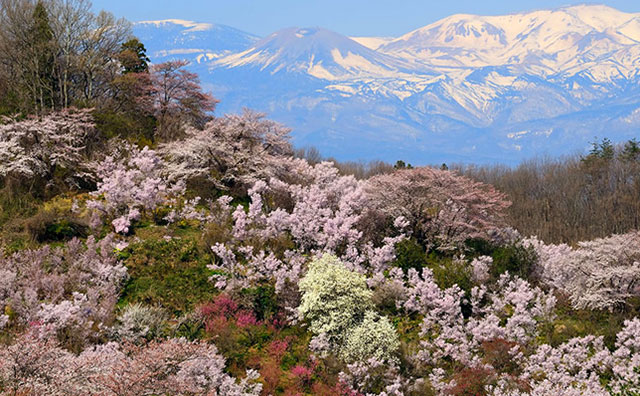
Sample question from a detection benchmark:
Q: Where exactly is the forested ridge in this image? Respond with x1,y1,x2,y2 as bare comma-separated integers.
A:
1,1,640,396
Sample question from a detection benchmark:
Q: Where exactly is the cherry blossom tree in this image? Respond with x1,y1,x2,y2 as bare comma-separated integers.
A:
0,235,127,347
86,145,184,233
365,167,511,249
161,109,293,191
0,108,98,193
524,231,640,310
207,159,407,301
0,335,263,396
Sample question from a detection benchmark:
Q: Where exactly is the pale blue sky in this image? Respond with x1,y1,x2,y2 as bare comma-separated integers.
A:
91,0,640,37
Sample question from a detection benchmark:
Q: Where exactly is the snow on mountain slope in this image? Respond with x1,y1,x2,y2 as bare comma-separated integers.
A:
349,36,394,50
137,5,640,164
134,20,258,63
379,5,640,80
212,27,424,81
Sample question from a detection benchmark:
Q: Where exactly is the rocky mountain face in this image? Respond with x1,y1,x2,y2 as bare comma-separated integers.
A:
134,5,640,165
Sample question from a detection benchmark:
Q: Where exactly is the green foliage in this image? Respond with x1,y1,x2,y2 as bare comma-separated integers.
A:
490,244,537,281
119,38,150,74
240,285,278,321
466,238,537,282
118,237,216,315
583,137,616,163
428,253,473,295
23,197,88,242
29,1,56,112
393,238,427,274
93,109,156,146
620,138,640,162
539,296,640,349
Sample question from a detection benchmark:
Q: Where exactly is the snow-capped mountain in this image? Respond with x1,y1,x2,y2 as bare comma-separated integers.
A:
134,19,258,63
380,5,640,80
135,5,640,164
213,27,423,80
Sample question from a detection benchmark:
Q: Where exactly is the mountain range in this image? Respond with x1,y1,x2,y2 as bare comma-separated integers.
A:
134,5,640,165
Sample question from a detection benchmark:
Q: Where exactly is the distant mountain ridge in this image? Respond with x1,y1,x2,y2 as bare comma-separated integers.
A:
133,5,640,165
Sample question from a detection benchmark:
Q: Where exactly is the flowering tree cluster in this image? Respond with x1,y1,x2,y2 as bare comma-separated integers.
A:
161,110,293,191
207,159,406,299
395,268,556,369
365,167,511,249
0,108,98,191
524,231,640,310
87,145,184,233
0,235,127,347
298,255,399,364
0,334,262,396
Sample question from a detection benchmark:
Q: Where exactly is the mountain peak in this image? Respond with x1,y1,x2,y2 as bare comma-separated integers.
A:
136,19,214,32
213,26,417,80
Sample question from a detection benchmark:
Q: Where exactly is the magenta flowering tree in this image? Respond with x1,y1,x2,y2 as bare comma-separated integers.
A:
365,167,511,249
87,145,185,233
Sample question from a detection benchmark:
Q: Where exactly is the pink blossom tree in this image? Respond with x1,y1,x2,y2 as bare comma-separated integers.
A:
0,235,127,348
524,231,640,310
87,145,185,234
365,167,511,249
161,109,293,192
0,335,263,395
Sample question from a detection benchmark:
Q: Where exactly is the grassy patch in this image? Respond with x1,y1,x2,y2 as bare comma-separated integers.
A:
118,236,216,315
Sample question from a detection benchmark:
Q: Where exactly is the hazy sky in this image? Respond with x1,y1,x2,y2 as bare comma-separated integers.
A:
91,0,640,37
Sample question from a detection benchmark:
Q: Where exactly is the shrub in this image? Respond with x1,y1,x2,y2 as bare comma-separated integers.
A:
340,311,400,363
110,303,168,342
298,254,373,346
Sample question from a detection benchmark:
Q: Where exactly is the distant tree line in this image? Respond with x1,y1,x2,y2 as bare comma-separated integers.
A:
456,138,640,243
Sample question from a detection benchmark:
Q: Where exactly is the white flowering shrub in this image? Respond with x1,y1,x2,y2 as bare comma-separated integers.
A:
298,254,400,365
341,311,400,363
110,303,168,342
298,254,373,346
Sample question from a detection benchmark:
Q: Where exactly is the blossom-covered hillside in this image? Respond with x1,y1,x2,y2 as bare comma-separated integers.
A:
1,1,640,395
1,106,640,395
